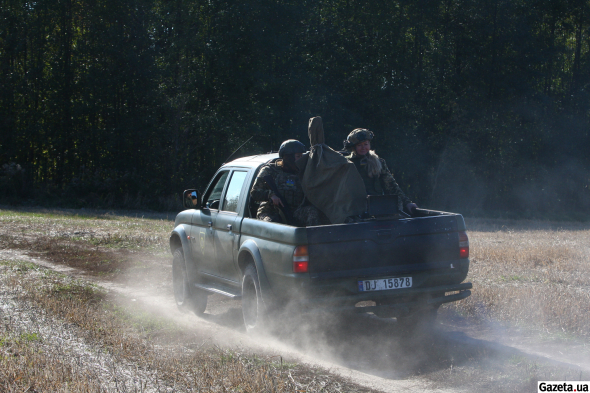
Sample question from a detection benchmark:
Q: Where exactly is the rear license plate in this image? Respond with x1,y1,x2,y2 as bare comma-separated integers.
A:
358,277,413,292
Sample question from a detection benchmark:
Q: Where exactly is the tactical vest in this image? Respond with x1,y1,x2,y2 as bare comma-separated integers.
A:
264,163,305,208
349,155,383,195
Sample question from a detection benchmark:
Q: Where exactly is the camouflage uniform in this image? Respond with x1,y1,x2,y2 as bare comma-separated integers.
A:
347,152,412,213
250,160,321,226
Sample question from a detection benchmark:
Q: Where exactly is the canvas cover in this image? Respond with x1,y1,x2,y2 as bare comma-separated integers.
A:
297,117,367,224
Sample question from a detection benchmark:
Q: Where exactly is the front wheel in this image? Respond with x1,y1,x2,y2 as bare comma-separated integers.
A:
241,264,268,334
172,248,207,315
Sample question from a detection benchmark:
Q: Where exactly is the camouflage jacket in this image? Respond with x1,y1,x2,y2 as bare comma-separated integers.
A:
250,160,305,219
347,152,412,211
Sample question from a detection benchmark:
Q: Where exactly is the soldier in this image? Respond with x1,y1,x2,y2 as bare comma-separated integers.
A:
250,139,321,226
343,129,418,214
190,191,199,206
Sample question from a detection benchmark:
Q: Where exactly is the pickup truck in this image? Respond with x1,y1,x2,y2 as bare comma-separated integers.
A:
169,153,472,333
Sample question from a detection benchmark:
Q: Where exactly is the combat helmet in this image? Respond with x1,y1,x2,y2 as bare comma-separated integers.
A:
343,128,374,150
279,139,306,158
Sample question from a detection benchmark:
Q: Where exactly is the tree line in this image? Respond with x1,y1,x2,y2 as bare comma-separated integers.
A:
1,0,589,218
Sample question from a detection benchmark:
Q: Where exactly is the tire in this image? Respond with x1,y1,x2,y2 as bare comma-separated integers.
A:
396,304,439,333
241,264,268,334
172,248,207,315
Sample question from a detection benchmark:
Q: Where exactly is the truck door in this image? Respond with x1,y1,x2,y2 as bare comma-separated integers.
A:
189,170,230,276
213,170,248,283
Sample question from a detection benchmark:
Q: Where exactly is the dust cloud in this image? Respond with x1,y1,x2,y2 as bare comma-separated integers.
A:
40,241,585,392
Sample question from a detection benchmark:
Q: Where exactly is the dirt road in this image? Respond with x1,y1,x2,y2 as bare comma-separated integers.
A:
1,208,587,392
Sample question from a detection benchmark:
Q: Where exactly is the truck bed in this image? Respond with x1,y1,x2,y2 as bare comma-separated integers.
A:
307,213,462,278
297,211,470,311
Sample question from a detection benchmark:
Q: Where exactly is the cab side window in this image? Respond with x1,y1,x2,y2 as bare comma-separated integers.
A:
222,171,248,213
205,171,230,210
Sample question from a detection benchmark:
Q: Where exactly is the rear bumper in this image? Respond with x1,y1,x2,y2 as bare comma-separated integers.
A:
298,282,472,317
356,287,471,318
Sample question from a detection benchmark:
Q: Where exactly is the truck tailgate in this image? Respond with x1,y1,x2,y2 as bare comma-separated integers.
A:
306,215,461,280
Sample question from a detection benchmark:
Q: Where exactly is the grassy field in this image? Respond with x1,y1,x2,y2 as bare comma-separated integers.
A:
446,217,590,338
0,207,588,391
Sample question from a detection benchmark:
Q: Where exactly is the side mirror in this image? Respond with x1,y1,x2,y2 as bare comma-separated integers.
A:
183,189,201,209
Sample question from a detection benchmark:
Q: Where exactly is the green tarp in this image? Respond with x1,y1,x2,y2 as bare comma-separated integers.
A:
297,117,367,224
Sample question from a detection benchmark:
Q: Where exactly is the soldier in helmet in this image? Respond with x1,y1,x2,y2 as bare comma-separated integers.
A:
344,129,418,214
250,139,321,226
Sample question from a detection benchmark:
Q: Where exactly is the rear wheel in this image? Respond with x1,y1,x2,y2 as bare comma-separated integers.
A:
241,264,267,334
172,248,207,315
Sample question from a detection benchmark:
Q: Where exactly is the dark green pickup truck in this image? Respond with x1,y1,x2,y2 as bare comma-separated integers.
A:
170,153,471,333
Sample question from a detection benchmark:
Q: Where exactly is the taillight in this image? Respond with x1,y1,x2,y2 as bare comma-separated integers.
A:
459,231,469,259
293,245,309,273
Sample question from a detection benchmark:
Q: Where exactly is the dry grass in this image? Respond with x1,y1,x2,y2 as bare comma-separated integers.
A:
446,217,590,337
0,208,171,252
1,208,589,391
0,208,172,283
0,260,366,392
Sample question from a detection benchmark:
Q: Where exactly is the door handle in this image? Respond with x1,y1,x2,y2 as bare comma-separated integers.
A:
226,224,232,231
208,221,212,228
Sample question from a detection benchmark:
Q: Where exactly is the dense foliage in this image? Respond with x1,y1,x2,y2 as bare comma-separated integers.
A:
1,0,589,217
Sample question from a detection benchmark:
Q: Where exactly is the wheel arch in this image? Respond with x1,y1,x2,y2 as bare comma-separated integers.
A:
170,233,182,254
169,225,201,283
169,225,190,256
238,240,273,302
